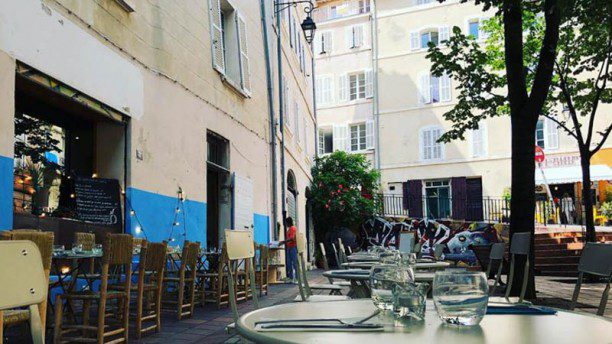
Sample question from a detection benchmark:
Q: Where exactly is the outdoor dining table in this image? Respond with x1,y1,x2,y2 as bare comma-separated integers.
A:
341,261,450,270
347,255,380,262
236,299,612,343
322,270,436,298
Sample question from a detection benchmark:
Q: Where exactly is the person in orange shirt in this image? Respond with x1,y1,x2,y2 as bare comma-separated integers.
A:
279,217,298,284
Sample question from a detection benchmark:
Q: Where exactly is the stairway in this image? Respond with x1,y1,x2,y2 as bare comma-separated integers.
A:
534,231,612,277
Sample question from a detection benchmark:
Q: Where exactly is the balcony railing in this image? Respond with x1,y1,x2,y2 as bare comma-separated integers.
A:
314,1,371,23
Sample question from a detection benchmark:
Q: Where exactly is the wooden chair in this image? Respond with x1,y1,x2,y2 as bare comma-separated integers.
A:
254,244,269,296
162,241,200,320
0,236,52,344
74,232,96,250
318,243,350,287
199,246,230,309
295,233,350,303
54,233,134,344
224,230,259,327
570,243,611,316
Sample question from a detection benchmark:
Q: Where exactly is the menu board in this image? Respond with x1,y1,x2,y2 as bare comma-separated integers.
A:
74,177,122,227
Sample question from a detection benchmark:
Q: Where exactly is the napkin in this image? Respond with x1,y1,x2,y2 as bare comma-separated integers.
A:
486,304,557,315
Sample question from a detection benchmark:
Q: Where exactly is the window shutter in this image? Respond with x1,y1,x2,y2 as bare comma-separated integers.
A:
545,117,559,149
236,13,251,93
419,73,431,104
315,77,323,104
420,129,428,160
365,70,373,98
318,130,325,155
346,27,354,48
440,73,451,101
327,77,334,103
286,94,292,131
324,31,333,53
354,25,364,47
339,74,349,102
314,33,322,54
333,125,348,151
208,0,225,74
438,26,450,44
410,31,420,50
294,101,299,136
365,120,374,149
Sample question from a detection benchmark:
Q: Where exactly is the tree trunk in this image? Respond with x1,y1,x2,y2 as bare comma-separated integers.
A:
509,114,537,300
580,152,597,242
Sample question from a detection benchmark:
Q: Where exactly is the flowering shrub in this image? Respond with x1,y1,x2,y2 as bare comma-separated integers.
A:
311,151,379,239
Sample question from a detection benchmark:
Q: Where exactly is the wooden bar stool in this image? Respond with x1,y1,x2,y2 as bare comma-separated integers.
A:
254,244,269,296
199,246,230,309
162,241,200,320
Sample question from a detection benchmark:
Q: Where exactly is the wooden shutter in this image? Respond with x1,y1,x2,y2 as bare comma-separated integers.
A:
419,73,431,104
466,178,483,221
346,26,354,48
314,32,322,54
365,70,373,98
410,31,420,50
365,120,374,149
438,26,450,44
236,13,250,93
208,0,225,73
333,125,348,151
440,73,451,101
354,25,364,47
338,74,349,102
407,180,423,217
451,177,467,220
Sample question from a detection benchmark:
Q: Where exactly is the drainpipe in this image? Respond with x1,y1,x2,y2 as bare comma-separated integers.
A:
311,52,318,160
275,3,288,240
260,0,278,241
372,0,381,172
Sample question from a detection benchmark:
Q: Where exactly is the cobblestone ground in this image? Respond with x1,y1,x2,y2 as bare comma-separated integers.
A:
3,271,609,343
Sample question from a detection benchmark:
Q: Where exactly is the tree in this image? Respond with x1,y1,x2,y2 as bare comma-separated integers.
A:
426,0,567,299
310,151,380,244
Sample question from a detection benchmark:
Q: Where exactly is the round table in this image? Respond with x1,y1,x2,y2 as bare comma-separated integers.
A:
341,261,450,270
347,255,380,262
236,299,612,343
323,270,436,298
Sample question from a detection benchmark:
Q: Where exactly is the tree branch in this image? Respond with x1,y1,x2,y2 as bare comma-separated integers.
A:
541,113,578,140
590,123,612,157
528,0,561,118
585,37,611,146
555,61,585,146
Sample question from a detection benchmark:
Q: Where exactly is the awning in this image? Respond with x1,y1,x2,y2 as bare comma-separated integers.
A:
535,164,612,185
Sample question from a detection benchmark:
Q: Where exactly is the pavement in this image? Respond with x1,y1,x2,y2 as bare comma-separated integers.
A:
2,270,609,343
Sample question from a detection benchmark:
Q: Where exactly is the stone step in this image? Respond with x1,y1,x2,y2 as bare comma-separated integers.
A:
536,249,582,258
535,255,581,264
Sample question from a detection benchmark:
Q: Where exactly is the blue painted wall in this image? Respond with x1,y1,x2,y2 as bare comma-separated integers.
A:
253,213,270,244
0,155,13,230
125,187,206,247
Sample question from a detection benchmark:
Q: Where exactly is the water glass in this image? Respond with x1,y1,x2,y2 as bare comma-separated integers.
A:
392,282,429,321
93,244,103,254
433,271,489,326
72,243,83,254
53,245,65,257
369,264,411,311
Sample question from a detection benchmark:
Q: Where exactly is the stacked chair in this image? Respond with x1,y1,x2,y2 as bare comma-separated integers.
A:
162,240,200,320
489,232,531,303
54,233,134,343
318,243,350,287
1,231,54,344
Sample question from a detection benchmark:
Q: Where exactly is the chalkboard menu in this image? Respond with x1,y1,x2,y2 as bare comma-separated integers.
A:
74,177,122,227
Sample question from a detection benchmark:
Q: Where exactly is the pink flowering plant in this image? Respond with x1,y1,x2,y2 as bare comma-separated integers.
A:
311,151,380,238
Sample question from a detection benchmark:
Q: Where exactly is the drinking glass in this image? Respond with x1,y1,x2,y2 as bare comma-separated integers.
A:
392,282,429,321
93,244,103,254
433,271,489,326
369,264,411,311
53,245,65,257
72,243,83,254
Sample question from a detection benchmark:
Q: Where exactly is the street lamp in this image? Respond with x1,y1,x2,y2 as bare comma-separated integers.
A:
275,1,317,44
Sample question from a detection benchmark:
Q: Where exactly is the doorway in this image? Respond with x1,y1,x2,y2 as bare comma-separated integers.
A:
206,132,231,250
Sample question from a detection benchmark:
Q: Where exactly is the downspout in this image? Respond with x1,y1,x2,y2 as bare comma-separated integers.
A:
311,51,318,160
372,0,381,172
276,3,288,241
260,0,278,241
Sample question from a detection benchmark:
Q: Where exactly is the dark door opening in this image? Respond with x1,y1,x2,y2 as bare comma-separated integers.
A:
207,132,231,250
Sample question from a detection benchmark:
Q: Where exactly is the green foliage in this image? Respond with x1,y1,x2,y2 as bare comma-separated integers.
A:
601,202,612,219
14,113,62,168
310,151,380,235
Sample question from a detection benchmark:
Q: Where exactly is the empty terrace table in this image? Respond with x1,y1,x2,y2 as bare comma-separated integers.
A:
236,299,612,344
322,270,437,298
341,261,450,270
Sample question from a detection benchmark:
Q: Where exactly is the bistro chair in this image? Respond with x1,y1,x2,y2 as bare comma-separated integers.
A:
330,243,341,268
413,242,422,258
0,240,48,344
488,243,507,294
162,241,200,320
570,243,611,316
74,232,96,250
110,240,167,338
199,246,230,309
319,243,351,287
295,233,350,302
491,232,531,304
1,232,53,344
224,229,259,328
54,233,134,344
254,244,269,296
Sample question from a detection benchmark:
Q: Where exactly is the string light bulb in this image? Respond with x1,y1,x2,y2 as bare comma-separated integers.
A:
130,210,136,216
92,173,98,178
135,226,142,234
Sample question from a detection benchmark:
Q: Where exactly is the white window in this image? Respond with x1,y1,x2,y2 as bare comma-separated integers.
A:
358,0,371,13
208,0,250,93
471,122,487,158
316,75,334,105
536,118,559,150
316,31,333,54
319,127,334,154
293,100,299,137
420,30,438,48
467,17,489,40
420,126,444,160
350,123,367,151
417,0,434,4
349,72,366,100
418,72,451,104
346,25,364,49
411,26,449,50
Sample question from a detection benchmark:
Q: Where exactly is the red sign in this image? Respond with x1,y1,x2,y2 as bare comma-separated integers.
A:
535,146,545,163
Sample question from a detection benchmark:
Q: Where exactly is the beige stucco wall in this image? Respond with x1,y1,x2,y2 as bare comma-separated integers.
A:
0,50,15,158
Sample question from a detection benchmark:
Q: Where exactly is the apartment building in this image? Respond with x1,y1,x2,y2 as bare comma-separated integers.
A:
0,0,316,262
375,0,611,221
313,0,376,163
